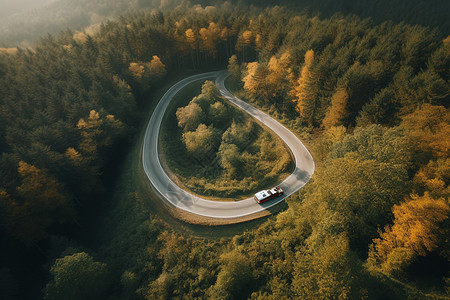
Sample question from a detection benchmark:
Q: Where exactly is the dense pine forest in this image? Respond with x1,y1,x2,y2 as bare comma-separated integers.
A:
0,1,449,299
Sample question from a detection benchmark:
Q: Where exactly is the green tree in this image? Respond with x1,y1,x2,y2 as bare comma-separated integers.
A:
200,80,220,100
218,142,241,177
427,36,450,79
176,102,205,132
357,87,398,127
77,110,126,160
330,125,413,168
292,233,367,299
393,68,449,115
182,124,220,155
209,101,230,127
337,62,381,126
44,252,111,300
401,104,449,159
146,272,174,300
304,153,410,249
0,162,75,245
409,69,449,108
208,251,253,300
227,54,241,86
221,121,255,151
401,25,439,72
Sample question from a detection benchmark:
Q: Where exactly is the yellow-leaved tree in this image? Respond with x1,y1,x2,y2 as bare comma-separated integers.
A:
199,22,220,59
266,51,292,100
176,102,204,132
129,56,166,82
322,88,350,129
236,30,253,62
147,55,166,80
413,158,450,198
182,124,220,156
185,28,197,49
368,192,449,274
128,62,145,79
292,49,320,126
242,61,260,96
77,110,125,161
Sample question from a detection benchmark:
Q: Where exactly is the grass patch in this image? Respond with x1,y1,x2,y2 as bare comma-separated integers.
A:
160,80,294,200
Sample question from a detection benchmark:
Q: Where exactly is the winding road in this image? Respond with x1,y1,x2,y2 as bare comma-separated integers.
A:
142,70,315,219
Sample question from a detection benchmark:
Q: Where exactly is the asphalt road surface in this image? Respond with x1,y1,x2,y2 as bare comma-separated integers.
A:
142,70,315,219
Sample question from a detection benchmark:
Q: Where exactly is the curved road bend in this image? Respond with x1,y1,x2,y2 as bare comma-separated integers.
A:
142,70,315,219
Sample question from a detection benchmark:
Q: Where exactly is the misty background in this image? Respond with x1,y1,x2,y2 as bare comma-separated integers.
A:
0,0,185,47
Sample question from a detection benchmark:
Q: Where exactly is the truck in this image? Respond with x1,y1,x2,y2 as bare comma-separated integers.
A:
254,186,284,204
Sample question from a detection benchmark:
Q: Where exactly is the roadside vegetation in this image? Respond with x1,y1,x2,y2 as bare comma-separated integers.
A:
161,80,292,198
0,1,448,299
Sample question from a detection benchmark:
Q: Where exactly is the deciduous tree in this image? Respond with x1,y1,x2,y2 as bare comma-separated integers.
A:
401,104,449,159
147,55,166,80
293,50,320,126
369,193,449,274
176,102,204,132
44,252,111,300
218,142,241,177
208,251,253,299
182,124,220,155
323,88,350,128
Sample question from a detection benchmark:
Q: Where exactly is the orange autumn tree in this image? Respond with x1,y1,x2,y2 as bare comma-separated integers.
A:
265,51,293,100
323,88,350,129
292,49,320,126
185,28,199,67
242,61,261,96
413,158,450,198
236,30,253,62
129,56,166,81
148,55,167,80
368,192,449,274
199,22,221,59
128,62,145,79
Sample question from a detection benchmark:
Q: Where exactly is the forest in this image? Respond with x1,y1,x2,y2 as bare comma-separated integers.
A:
0,1,449,299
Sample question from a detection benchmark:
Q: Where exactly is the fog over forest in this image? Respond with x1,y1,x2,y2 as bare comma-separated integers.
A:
0,0,54,17
1,0,449,47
